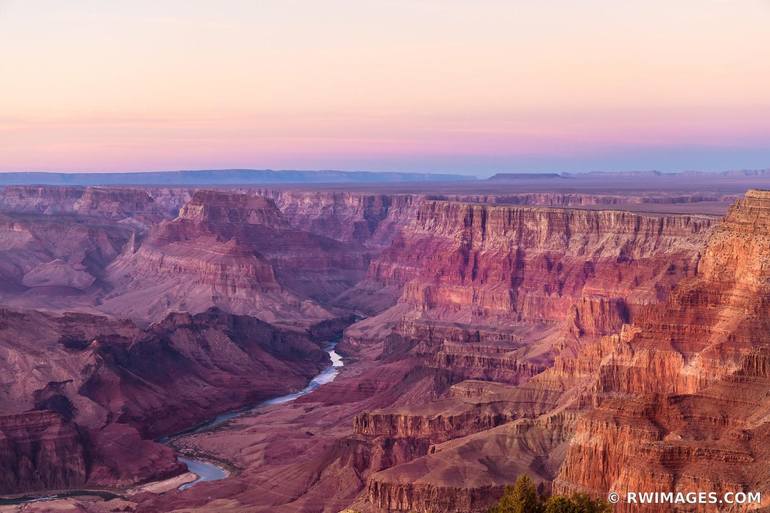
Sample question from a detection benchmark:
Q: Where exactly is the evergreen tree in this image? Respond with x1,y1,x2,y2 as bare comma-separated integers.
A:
488,475,543,513
488,476,612,513
570,493,611,513
543,496,577,513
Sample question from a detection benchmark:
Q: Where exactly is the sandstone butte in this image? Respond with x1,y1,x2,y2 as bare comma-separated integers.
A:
0,184,767,513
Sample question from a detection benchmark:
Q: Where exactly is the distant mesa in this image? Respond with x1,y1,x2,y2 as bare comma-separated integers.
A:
580,170,669,177
487,169,770,181
487,172,564,180
0,169,476,186
717,168,770,177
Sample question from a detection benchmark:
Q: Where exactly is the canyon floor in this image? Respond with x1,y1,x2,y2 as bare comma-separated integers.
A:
1,172,770,513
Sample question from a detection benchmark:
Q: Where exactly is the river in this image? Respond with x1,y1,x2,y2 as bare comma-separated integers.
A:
174,345,344,490
4,345,345,503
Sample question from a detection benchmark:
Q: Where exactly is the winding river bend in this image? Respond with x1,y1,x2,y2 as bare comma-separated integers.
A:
174,345,344,490
4,345,344,504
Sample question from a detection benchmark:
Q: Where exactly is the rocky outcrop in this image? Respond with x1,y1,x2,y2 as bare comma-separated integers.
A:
366,481,503,513
177,190,288,228
0,186,169,225
342,201,733,513
348,365,580,513
81,307,330,437
565,295,629,337
344,204,716,513
438,191,739,208
20,259,96,290
0,186,84,214
0,411,87,494
0,187,193,312
257,190,419,246
103,230,297,322
385,321,549,385
429,345,547,385
0,212,133,300
249,190,425,313
363,412,576,513
72,187,165,224
353,405,514,444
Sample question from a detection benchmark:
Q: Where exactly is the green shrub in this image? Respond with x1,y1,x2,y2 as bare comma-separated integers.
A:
488,476,610,513
488,475,543,513
543,496,576,513
568,493,611,513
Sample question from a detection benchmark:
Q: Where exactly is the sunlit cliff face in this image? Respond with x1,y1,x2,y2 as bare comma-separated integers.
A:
1,0,770,173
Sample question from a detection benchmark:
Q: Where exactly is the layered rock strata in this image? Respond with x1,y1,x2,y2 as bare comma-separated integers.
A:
370,201,714,332
102,191,369,323
555,189,770,512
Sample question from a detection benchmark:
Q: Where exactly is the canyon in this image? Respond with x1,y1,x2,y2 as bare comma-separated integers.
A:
0,175,769,513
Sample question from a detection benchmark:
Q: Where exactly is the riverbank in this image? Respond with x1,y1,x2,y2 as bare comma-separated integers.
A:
163,344,345,490
0,344,345,505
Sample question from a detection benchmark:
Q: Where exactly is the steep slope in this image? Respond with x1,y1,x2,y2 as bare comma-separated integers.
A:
369,201,714,331
259,190,419,246
0,307,331,495
555,189,770,511
0,212,134,309
0,411,90,494
0,187,193,316
0,186,172,226
101,191,369,324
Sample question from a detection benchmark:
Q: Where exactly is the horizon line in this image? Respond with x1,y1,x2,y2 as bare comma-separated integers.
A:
1,167,769,176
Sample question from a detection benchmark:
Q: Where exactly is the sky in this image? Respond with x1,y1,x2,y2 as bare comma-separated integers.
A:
1,0,770,176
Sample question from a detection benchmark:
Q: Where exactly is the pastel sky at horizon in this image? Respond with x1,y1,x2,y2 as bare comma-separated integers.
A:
1,0,770,175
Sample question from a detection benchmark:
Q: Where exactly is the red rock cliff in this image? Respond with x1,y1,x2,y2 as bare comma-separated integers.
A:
555,190,770,511
0,411,87,494
258,190,419,246
370,201,714,333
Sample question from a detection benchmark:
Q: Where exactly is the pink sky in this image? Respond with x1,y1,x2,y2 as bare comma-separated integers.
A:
1,0,769,174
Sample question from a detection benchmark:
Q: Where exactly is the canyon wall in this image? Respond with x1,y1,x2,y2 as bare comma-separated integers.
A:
0,185,720,326
0,212,134,305
431,191,738,210
555,189,770,512
0,186,181,224
101,190,375,323
344,202,729,513
257,190,420,246
0,411,88,494
369,201,714,332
